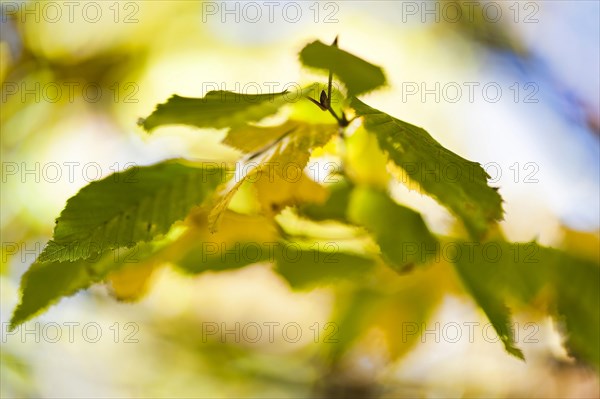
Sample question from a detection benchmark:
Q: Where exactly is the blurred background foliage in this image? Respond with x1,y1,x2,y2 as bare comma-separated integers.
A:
1,0,599,397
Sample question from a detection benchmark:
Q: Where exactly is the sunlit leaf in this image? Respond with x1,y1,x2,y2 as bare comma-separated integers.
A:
274,240,375,288
351,98,503,239
377,262,455,359
177,211,279,274
328,287,382,361
302,183,438,271
453,241,600,365
107,259,159,302
299,40,386,96
300,179,353,223
38,161,225,262
345,126,390,190
10,245,148,328
348,187,438,272
453,242,524,359
553,255,600,369
139,90,298,132
223,122,297,153
208,121,338,232
254,172,328,217
329,256,459,362
558,227,600,263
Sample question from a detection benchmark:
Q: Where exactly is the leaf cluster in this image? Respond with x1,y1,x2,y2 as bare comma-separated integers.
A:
11,38,599,369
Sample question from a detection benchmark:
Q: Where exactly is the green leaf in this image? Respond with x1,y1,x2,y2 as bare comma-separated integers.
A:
351,98,503,239
208,121,338,232
10,246,147,328
515,245,599,368
38,161,225,262
179,241,273,273
452,241,524,359
345,126,390,189
140,90,302,132
301,183,438,271
328,288,382,361
348,187,438,272
453,241,600,365
177,212,279,274
299,40,386,96
254,172,328,217
223,123,295,153
274,241,375,288
329,259,455,363
300,179,353,222
107,257,159,302
553,255,600,369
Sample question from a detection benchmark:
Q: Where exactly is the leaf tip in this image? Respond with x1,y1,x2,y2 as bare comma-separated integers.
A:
137,117,148,129
8,303,29,332
7,318,20,332
506,344,526,361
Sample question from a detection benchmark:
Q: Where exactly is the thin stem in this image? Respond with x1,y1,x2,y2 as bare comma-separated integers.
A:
327,107,343,125
328,36,338,103
246,126,297,161
304,35,353,128
304,94,350,128
327,71,333,107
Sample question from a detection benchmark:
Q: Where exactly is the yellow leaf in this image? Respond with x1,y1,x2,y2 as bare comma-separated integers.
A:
559,226,600,262
107,260,158,302
208,120,337,232
345,126,390,190
254,172,328,217
223,120,297,153
373,261,457,359
177,211,279,273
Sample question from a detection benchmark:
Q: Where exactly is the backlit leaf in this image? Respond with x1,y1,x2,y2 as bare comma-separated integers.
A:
274,240,375,288
38,160,225,262
10,245,149,328
453,242,524,359
299,40,386,96
254,172,328,217
300,179,353,223
453,241,600,365
223,122,297,153
348,187,438,272
208,121,338,232
177,212,279,274
139,90,298,132
107,259,159,302
351,98,503,239
345,126,390,190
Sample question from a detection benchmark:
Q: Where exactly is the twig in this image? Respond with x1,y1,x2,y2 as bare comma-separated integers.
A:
304,35,352,128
